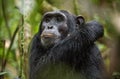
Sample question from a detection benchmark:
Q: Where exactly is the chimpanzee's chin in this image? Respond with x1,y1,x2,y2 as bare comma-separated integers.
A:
41,39,54,47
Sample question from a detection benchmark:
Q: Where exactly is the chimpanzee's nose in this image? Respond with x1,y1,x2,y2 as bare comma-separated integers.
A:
47,26,53,29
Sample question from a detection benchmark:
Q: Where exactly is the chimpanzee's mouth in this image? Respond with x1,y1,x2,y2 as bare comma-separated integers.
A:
40,32,61,47
41,33,58,39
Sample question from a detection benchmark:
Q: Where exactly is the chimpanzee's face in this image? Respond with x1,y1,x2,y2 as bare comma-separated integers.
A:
40,11,69,47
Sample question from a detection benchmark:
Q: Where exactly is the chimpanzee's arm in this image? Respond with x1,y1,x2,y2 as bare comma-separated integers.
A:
82,21,104,42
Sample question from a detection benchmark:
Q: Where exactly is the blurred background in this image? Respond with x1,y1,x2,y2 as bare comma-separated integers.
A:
0,0,120,79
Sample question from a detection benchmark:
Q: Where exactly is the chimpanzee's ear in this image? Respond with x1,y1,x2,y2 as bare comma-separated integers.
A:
76,15,85,25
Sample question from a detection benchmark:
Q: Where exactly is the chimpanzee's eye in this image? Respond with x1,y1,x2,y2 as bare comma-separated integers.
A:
56,15,63,22
45,17,51,23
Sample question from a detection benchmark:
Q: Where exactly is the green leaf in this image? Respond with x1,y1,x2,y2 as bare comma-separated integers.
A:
0,72,7,76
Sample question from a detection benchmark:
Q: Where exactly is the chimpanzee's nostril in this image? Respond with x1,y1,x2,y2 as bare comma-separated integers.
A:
48,26,53,29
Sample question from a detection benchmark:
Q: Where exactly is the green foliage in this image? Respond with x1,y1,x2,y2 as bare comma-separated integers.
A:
46,0,63,7
0,72,7,76
112,72,120,79
91,0,100,5
27,4,41,34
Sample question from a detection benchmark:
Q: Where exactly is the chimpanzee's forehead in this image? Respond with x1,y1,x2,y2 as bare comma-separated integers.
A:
44,10,62,14
43,10,67,18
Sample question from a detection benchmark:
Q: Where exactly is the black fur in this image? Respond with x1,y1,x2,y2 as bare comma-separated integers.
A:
29,10,106,79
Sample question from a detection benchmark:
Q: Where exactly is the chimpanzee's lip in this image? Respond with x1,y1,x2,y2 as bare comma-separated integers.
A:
41,33,57,39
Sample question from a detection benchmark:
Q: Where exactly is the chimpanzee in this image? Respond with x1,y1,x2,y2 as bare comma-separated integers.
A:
29,10,107,79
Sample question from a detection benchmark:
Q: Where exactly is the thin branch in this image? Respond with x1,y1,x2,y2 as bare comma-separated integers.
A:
2,18,22,71
1,0,12,40
0,40,5,79
1,40,5,72
73,0,79,15
19,15,24,79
